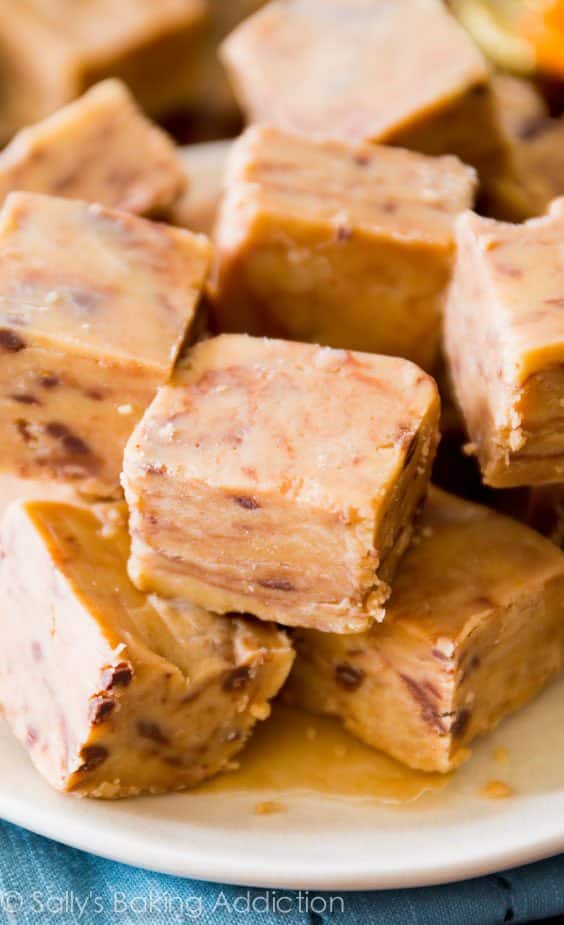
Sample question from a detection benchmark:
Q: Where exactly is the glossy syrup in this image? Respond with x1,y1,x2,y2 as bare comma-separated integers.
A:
198,705,448,804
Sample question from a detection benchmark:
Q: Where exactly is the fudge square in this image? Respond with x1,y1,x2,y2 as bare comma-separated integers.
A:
445,201,564,488
123,334,440,633
285,488,564,773
212,126,476,370
0,0,207,133
221,0,508,179
0,500,293,798
0,80,187,216
0,191,211,498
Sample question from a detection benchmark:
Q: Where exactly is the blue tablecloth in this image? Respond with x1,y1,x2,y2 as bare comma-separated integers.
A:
0,820,562,924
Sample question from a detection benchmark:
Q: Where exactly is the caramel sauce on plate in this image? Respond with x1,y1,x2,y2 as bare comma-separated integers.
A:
198,705,448,804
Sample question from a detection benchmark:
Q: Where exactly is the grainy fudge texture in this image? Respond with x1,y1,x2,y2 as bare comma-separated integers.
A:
0,191,210,497
445,202,564,488
286,488,564,772
169,140,231,234
484,75,564,220
0,0,207,138
0,80,186,216
212,126,476,369
0,500,293,798
123,334,440,632
221,0,508,179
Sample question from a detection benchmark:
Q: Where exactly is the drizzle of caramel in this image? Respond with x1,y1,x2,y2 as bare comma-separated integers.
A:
199,705,448,804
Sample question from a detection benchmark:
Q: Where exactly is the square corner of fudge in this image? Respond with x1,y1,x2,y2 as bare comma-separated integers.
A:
0,190,211,497
122,334,440,633
445,202,564,488
0,498,294,798
211,123,477,368
286,486,564,773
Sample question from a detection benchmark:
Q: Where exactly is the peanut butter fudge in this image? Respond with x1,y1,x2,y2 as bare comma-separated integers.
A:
212,126,476,369
0,0,207,136
445,202,564,487
221,0,508,179
169,140,231,234
286,488,564,772
123,334,440,632
0,191,211,497
0,500,293,798
0,81,186,216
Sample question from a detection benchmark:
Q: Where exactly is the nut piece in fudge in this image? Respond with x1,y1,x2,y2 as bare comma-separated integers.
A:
445,202,564,488
0,500,293,798
221,0,509,180
212,126,476,370
0,191,211,497
123,334,440,633
0,0,207,137
285,488,564,773
169,140,231,234
0,80,187,216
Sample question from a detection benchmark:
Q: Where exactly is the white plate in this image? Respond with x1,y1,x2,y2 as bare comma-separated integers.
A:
0,675,563,890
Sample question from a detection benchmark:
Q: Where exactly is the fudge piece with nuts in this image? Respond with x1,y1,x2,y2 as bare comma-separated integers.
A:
285,488,564,772
212,126,476,369
0,500,293,798
0,191,210,497
221,0,509,180
445,201,564,488
123,334,440,633
0,80,187,216
0,0,207,139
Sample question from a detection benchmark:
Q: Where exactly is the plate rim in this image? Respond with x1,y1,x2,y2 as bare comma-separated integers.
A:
1,790,563,891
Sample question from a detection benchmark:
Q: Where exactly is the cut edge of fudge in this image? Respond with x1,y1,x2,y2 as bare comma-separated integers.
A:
210,125,475,368
0,498,294,798
445,203,564,488
216,124,478,250
123,334,440,633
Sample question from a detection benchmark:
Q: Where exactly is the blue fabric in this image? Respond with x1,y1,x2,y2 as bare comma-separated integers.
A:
0,820,562,924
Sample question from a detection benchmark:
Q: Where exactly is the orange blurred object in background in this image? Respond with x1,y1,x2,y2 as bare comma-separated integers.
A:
520,0,564,77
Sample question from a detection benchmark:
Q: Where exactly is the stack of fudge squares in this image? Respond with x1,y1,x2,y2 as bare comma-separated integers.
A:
1,0,564,801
